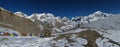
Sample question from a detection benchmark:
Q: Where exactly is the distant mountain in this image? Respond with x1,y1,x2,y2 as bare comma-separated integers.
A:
72,11,114,24
72,11,120,30
14,12,27,17
81,14,120,30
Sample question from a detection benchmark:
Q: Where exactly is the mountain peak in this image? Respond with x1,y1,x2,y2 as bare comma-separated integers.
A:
0,7,5,10
94,11,103,14
89,11,107,17
14,12,27,17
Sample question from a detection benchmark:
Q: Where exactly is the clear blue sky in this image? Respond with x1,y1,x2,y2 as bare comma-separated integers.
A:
0,0,120,18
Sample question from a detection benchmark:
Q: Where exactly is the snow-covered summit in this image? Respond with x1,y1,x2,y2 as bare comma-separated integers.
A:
72,11,114,24
94,11,102,14
26,13,55,23
81,14,120,30
88,11,113,17
0,7,5,10
14,12,27,17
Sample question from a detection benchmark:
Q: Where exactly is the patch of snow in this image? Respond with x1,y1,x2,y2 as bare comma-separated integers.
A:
96,38,119,47
0,36,53,47
76,38,88,45
103,30,120,42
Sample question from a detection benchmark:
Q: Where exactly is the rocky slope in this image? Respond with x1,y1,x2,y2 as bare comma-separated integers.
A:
0,7,40,35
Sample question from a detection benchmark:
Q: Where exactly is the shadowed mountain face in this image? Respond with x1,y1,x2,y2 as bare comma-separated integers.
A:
0,8,41,35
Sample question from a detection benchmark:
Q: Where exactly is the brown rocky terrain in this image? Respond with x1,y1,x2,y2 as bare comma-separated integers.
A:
0,8,41,35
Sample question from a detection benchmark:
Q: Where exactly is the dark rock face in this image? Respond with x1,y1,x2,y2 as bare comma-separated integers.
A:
0,8,41,35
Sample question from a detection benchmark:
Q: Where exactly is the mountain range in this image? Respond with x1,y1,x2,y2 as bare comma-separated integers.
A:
0,7,120,47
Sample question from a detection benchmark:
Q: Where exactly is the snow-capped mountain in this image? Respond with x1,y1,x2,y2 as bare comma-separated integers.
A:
72,11,114,24
14,12,27,17
27,13,55,23
62,17,71,25
81,14,120,30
